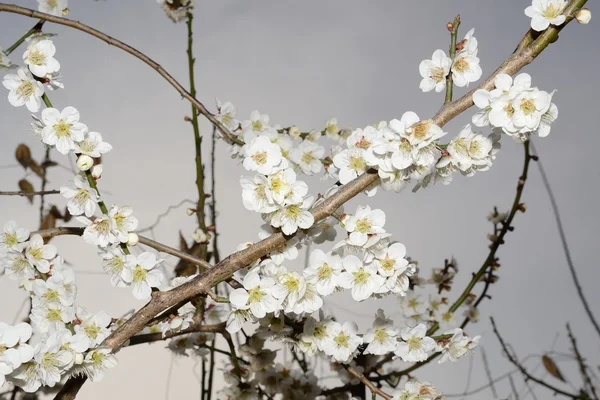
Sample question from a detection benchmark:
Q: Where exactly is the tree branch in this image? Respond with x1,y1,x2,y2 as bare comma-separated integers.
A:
0,4,242,146
0,189,59,196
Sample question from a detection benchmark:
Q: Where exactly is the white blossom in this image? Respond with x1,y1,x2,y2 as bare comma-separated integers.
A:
37,0,68,16
229,271,278,319
336,255,384,301
23,39,60,78
75,131,112,157
25,234,57,274
303,249,343,296
122,252,164,300
419,49,452,92
0,220,30,252
525,0,568,31
2,68,44,112
60,174,99,217
395,324,436,362
41,107,88,155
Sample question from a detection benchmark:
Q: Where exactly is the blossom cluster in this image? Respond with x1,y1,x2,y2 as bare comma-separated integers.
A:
419,28,482,93
0,221,117,391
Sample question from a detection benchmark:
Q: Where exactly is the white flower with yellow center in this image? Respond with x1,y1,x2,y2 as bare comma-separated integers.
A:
108,205,138,243
447,124,494,171
400,293,427,323
534,102,558,138
78,216,117,247
33,338,73,387
419,49,452,93
74,310,111,348
2,68,45,112
25,234,57,274
265,168,296,204
325,117,341,140
512,88,552,132
336,255,385,301
81,347,117,382
122,252,164,300
240,174,277,213
29,303,75,333
290,140,325,175
216,99,239,131
0,322,34,388
241,110,273,137
31,276,73,308
0,220,29,252
75,131,112,158
229,271,278,319
322,321,362,363
332,148,369,185
525,0,568,31
451,53,482,88
272,270,306,312
437,328,481,364
37,0,69,16
99,246,128,287
60,175,99,217
1,252,35,282
391,380,442,400
243,135,283,175
304,249,343,296
363,309,399,355
394,324,436,362
41,106,88,155
23,39,60,78
269,196,314,235
344,205,386,247
292,282,323,314
373,242,408,277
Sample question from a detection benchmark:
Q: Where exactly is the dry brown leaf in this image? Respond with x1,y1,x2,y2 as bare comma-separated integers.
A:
18,179,35,204
542,354,566,382
15,144,32,168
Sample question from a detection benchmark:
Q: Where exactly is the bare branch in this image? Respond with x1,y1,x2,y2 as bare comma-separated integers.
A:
0,189,59,196
491,317,582,400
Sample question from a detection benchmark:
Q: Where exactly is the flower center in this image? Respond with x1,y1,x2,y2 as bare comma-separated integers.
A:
353,268,370,286
411,120,433,140
53,120,72,138
407,336,423,351
252,120,263,132
27,247,42,261
317,264,333,281
132,265,147,283
355,137,371,150
47,309,63,322
453,58,469,72
85,325,100,339
251,151,267,165
4,233,18,247
28,50,47,66
348,156,366,172
520,98,536,115
431,66,445,82
355,218,371,233
301,152,315,164
47,0,59,8
374,328,389,343
380,257,395,271
543,4,563,19
17,81,35,99
95,219,111,234
284,205,302,220
90,351,106,366
78,139,95,153
43,289,59,303
248,287,266,304
41,353,59,370
313,325,327,339
221,113,234,128
283,276,300,293
74,189,91,207
503,102,515,117
333,332,350,348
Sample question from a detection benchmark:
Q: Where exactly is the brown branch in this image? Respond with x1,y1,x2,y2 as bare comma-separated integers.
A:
34,227,212,271
346,366,392,400
0,189,59,196
127,322,225,346
491,317,582,400
0,4,242,146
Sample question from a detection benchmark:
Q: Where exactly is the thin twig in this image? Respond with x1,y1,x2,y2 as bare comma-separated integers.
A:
530,141,600,340
567,324,598,400
444,14,461,104
0,189,59,196
346,366,392,400
491,317,582,399
137,198,195,233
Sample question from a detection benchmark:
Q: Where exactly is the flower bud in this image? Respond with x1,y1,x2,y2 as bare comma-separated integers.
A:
575,8,591,24
288,126,301,139
192,228,209,243
74,352,84,365
91,164,103,179
186,208,196,216
76,155,94,171
127,232,139,246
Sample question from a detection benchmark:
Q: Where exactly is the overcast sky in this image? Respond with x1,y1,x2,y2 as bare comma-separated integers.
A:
1,1,599,399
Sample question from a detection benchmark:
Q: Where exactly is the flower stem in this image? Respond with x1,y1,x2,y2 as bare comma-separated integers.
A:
444,15,461,105
5,20,44,55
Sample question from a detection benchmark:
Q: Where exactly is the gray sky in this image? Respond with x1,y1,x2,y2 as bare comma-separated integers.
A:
1,1,599,399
